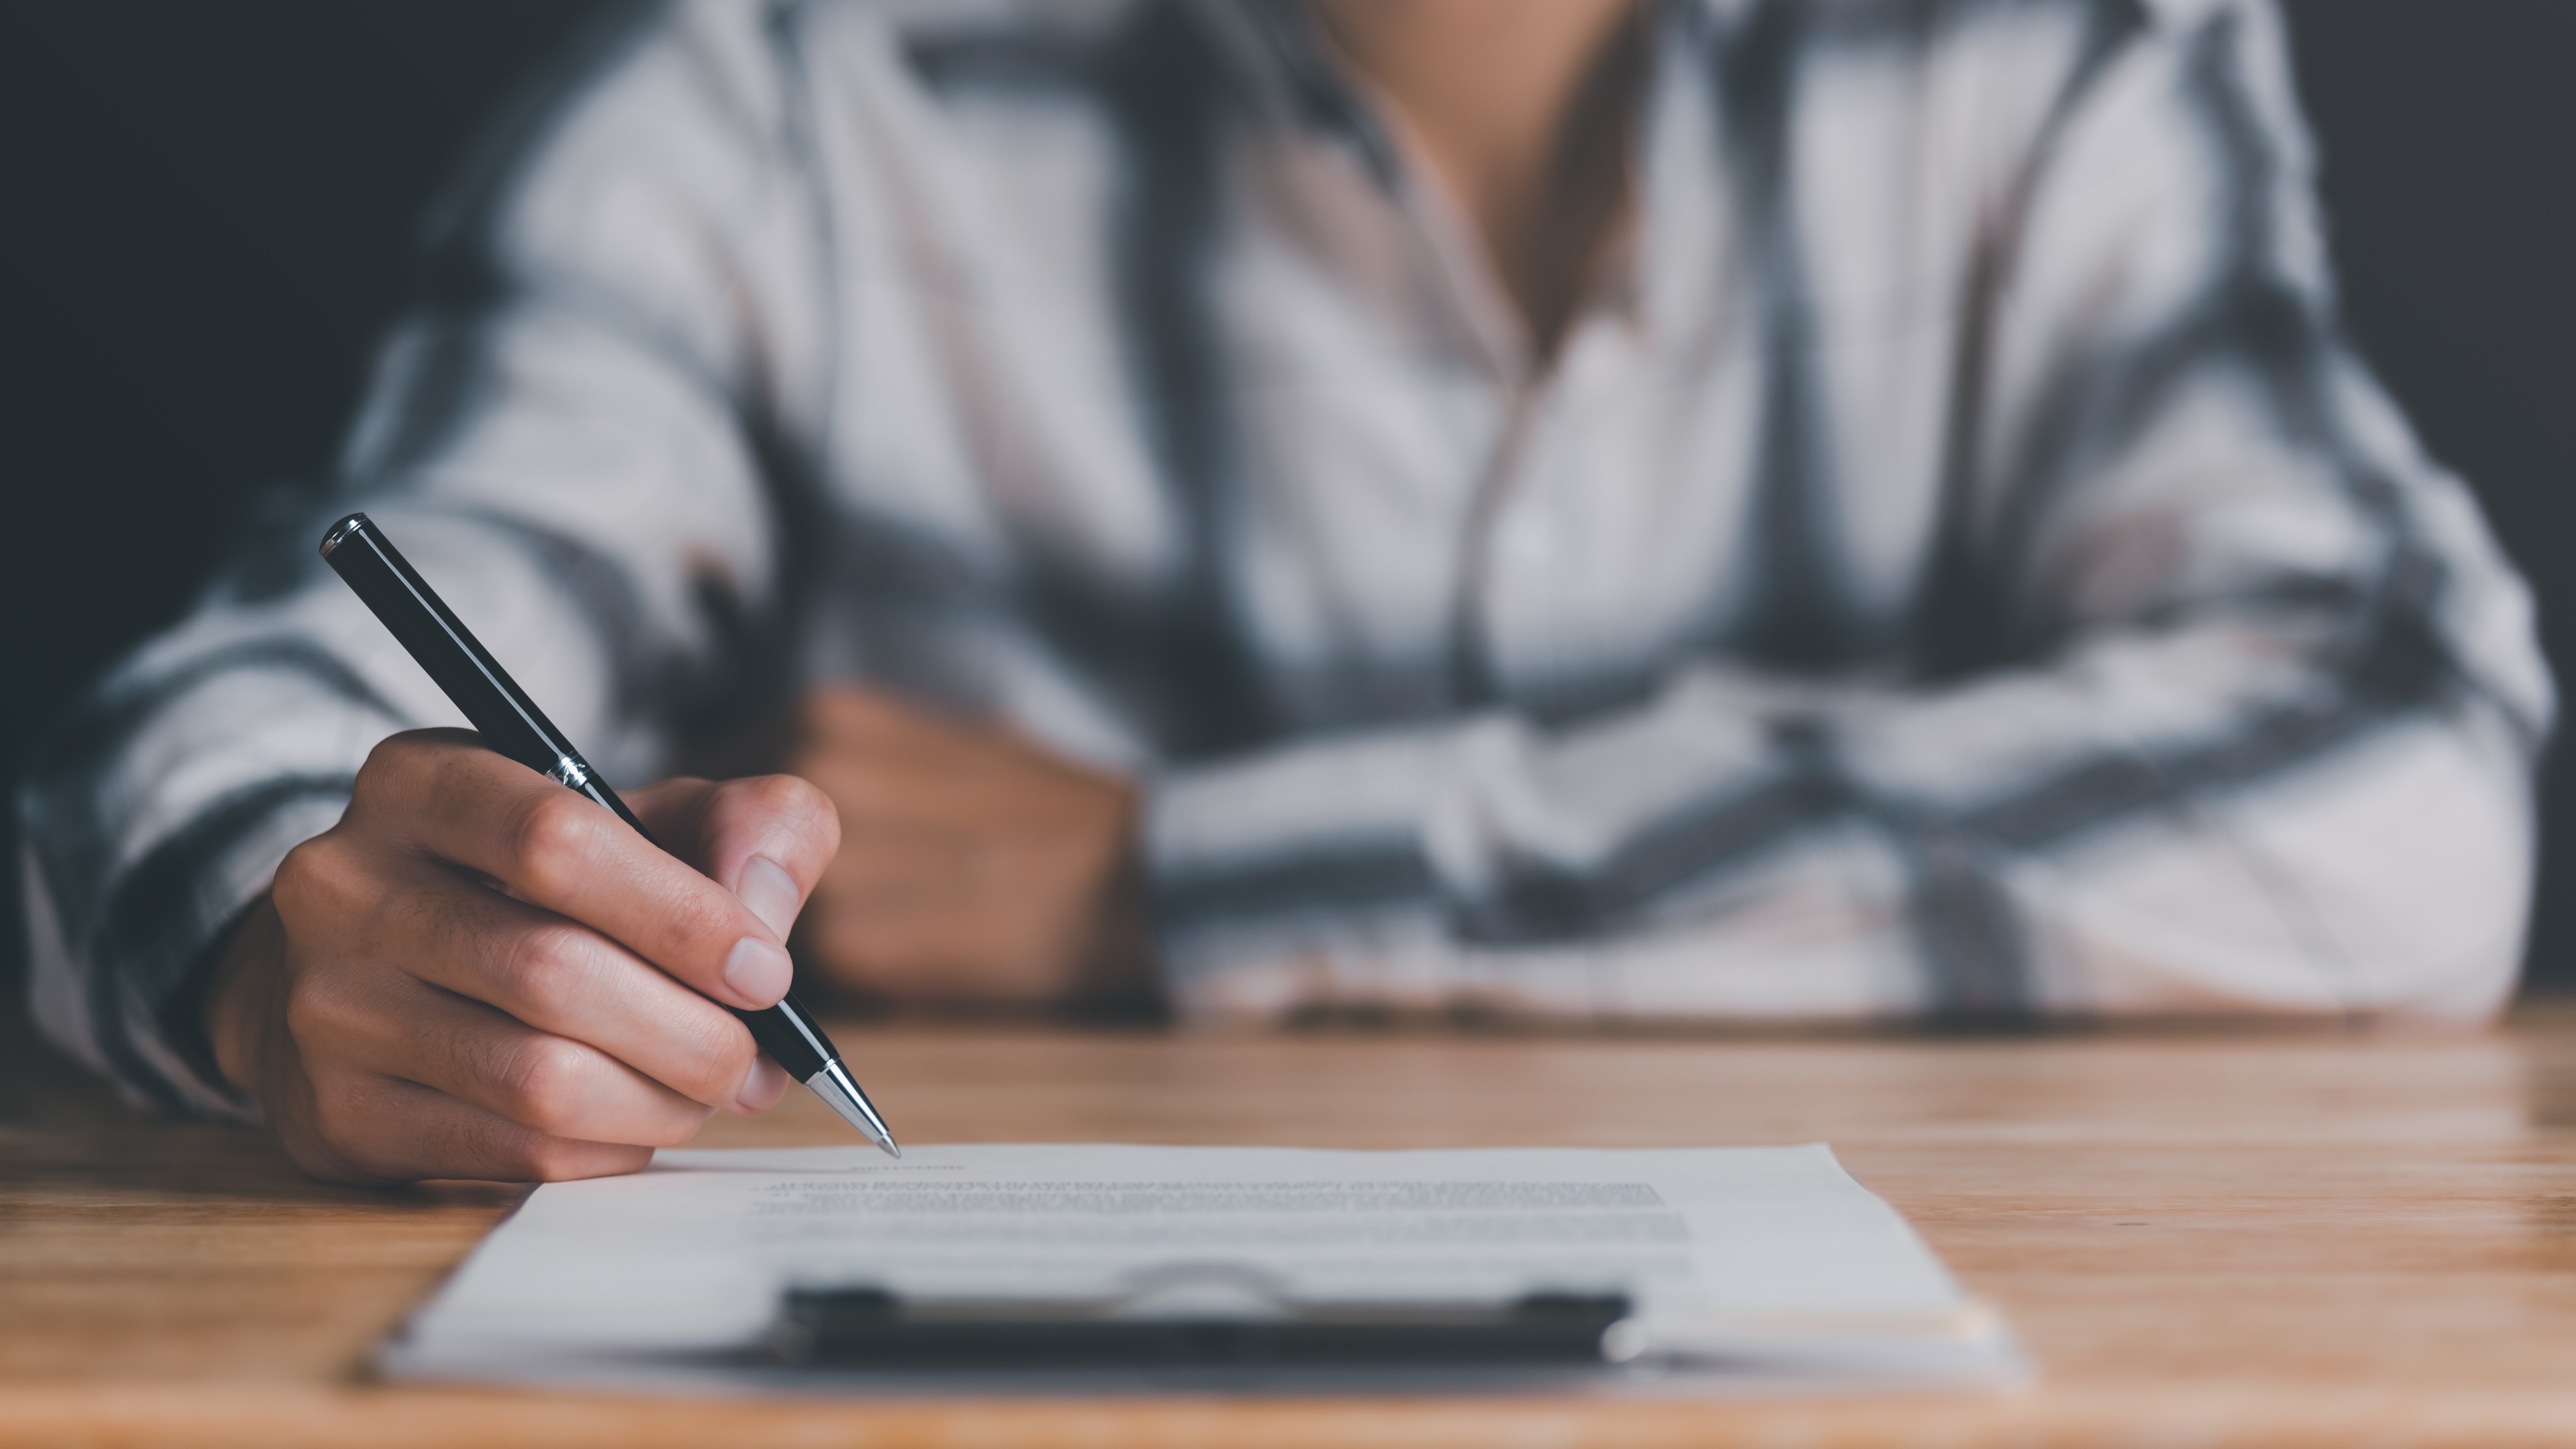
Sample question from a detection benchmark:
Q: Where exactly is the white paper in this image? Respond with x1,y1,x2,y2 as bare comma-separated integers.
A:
382,1142,2023,1395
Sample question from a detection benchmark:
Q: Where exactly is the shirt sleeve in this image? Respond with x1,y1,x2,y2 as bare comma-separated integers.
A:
15,1,827,1115
1143,0,2553,1025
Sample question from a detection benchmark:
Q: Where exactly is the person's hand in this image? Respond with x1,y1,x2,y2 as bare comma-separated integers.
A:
203,728,840,1186
786,687,1148,1011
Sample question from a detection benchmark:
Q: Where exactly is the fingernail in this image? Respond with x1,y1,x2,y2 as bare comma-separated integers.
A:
737,855,802,938
735,1056,788,1114
723,937,793,1006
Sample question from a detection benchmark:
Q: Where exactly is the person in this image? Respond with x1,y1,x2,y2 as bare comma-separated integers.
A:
18,0,2549,1185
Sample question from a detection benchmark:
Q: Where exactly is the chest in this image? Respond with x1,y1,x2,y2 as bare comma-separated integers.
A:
804,42,1984,727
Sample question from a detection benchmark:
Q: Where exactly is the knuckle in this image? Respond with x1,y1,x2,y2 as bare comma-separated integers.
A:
498,921,598,1018
303,1090,382,1172
423,1109,519,1182
506,793,602,896
350,733,412,798
677,1015,759,1105
351,728,446,805
453,1119,546,1183
272,834,323,893
280,980,331,1046
270,835,355,924
494,1036,591,1134
281,969,361,1047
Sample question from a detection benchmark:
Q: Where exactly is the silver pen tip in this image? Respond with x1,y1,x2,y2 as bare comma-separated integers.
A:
806,1059,901,1159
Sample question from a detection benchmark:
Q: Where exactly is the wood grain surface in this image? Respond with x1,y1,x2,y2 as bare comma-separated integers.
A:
5,1004,2574,1448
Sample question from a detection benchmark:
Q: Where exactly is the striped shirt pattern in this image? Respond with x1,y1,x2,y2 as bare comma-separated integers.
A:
19,0,2551,1117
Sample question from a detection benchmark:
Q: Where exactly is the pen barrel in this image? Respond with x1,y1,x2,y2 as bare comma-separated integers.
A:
319,513,583,784
736,993,834,1079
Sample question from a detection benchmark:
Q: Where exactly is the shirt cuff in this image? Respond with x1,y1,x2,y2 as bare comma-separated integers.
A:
1142,723,1459,1015
34,785,350,1124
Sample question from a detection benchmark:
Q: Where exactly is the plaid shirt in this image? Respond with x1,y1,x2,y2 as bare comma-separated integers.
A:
22,0,2550,1116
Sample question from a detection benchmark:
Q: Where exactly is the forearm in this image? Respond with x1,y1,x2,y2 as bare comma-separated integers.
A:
1144,619,2538,1024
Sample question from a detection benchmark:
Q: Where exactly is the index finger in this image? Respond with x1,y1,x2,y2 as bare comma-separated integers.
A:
355,732,794,1012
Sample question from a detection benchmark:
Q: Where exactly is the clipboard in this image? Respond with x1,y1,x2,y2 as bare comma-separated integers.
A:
772,1278,1635,1368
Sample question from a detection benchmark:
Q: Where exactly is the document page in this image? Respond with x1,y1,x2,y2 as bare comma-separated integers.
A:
383,1143,2021,1394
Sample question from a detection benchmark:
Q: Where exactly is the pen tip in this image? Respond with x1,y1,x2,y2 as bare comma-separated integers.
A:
806,1060,903,1159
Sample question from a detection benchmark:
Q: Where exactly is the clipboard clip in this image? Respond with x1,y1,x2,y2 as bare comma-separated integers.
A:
773,1265,1633,1367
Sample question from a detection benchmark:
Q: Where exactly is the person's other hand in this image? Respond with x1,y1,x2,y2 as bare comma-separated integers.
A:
203,729,840,1185
786,687,1147,1011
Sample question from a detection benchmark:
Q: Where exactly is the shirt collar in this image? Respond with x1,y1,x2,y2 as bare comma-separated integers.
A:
1181,0,1403,187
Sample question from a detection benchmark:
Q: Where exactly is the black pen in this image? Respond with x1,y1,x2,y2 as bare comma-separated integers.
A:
318,511,899,1157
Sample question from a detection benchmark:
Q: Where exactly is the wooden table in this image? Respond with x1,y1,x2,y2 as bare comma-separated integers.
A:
6,1004,2575,1448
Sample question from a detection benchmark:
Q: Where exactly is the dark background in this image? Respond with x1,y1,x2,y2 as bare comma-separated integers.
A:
3,2,2572,1038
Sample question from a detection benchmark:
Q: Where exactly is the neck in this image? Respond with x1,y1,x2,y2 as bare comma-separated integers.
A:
1309,0,1645,363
